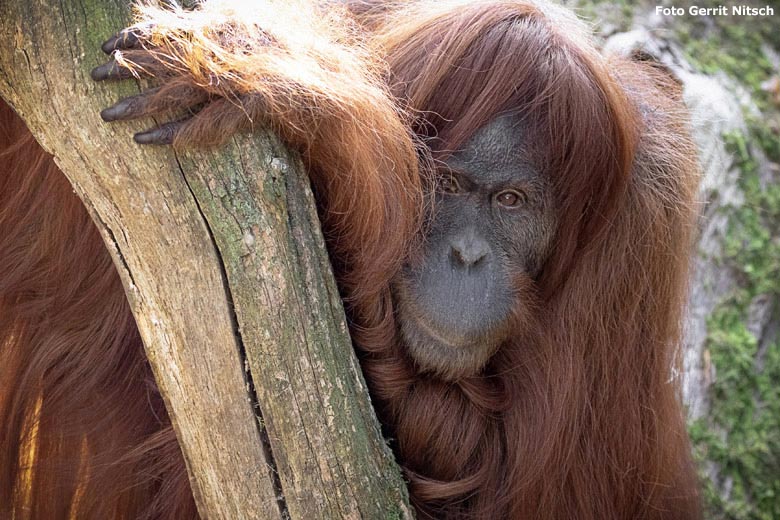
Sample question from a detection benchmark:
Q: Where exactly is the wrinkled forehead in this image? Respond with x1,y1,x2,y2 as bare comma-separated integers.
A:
442,113,540,184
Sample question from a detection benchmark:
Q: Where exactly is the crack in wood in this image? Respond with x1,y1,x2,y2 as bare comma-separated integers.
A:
172,150,290,519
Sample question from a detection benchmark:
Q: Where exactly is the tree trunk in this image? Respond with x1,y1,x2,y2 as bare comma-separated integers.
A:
0,1,412,519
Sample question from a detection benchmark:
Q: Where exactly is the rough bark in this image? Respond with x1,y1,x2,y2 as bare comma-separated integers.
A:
0,1,411,519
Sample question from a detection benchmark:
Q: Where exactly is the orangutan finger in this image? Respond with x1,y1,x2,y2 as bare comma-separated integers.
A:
133,120,188,145
100,87,209,122
90,59,136,81
100,90,160,121
101,28,143,54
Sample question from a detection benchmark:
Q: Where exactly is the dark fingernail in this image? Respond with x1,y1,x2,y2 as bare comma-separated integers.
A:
100,97,136,121
91,61,133,81
134,128,173,145
100,107,115,121
133,130,156,144
102,30,139,54
100,104,122,122
91,62,111,81
101,36,119,54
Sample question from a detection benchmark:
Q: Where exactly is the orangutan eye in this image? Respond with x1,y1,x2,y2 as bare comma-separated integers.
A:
495,189,526,208
440,175,461,194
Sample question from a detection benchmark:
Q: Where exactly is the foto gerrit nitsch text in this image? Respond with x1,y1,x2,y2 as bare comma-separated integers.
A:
656,5,774,16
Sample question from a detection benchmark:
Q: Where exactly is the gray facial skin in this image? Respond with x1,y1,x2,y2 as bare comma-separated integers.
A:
393,114,557,380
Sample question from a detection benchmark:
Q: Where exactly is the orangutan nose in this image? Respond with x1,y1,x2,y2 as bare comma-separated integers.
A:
451,234,490,267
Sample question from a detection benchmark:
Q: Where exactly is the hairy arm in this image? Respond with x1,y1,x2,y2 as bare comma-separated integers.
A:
92,0,423,295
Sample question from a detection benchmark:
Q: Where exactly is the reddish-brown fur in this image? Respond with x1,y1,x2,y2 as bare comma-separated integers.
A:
1,1,701,518
0,104,197,518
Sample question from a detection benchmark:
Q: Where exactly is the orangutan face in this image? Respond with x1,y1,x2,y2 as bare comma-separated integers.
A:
393,115,557,380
